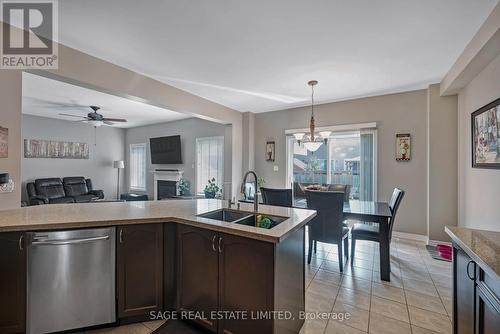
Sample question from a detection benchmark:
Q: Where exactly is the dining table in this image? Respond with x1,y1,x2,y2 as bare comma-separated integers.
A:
294,198,393,282
239,197,394,281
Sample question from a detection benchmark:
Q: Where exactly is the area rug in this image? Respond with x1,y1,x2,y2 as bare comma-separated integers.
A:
426,244,452,262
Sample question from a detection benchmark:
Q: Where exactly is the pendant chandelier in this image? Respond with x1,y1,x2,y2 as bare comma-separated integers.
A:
293,80,331,152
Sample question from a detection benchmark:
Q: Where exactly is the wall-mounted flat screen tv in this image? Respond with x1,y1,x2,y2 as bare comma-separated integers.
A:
150,135,182,164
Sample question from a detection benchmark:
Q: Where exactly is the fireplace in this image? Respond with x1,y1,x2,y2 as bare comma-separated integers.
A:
157,180,177,200
152,170,183,200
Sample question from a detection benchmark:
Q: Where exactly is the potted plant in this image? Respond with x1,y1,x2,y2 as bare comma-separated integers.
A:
204,178,220,199
177,178,190,196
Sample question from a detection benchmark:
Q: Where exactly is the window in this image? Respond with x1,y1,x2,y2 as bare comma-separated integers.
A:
286,128,377,201
196,136,224,194
129,143,146,191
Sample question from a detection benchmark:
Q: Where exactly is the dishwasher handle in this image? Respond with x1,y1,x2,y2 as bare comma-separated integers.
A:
31,235,110,246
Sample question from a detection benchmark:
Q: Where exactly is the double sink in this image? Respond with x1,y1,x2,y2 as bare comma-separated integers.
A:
197,208,288,229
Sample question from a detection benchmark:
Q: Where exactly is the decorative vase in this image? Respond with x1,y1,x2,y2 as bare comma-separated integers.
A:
204,191,216,199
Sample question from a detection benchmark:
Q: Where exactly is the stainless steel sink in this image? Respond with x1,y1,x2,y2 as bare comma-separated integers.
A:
234,214,288,229
197,209,251,222
197,209,288,229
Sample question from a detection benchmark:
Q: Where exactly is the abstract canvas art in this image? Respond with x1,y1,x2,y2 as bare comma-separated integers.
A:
0,127,7,158
24,139,89,159
472,97,500,169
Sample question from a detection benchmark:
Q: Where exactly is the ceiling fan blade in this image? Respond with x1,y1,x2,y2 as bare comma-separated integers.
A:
102,118,127,122
103,121,115,126
26,97,89,109
59,113,87,119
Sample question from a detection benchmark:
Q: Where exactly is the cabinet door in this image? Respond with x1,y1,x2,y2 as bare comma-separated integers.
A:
454,247,476,334
218,233,274,334
118,224,164,319
177,225,219,332
0,232,26,334
476,284,500,334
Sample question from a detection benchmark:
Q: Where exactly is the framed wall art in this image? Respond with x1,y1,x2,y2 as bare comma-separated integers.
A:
472,97,500,169
266,141,275,162
24,139,90,159
0,127,7,158
395,133,411,161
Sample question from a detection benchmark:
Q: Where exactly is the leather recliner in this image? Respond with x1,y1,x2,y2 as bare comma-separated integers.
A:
26,177,104,206
63,177,104,203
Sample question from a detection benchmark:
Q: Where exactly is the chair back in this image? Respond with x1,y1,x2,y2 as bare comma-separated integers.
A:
388,188,405,240
35,178,65,200
327,184,352,201
63,177,89,197
305,190,345,243
261,188,293,207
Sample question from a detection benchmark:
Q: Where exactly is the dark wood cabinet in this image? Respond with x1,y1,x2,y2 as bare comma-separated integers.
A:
476,284,500,334
218,233,274,334
0,232,26,334
454,247,476,334
177,225,219,332
453,243,500,334
117,224,164,319
177,226,283,334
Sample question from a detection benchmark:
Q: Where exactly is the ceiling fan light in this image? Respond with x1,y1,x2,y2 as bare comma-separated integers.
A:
303,141,322,152
88,120,104,127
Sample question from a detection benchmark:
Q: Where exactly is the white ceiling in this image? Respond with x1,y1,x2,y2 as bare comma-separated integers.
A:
22,72,191,128
57,0,498,113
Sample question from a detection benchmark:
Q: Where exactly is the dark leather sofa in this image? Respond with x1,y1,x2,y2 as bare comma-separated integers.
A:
27,177,104,206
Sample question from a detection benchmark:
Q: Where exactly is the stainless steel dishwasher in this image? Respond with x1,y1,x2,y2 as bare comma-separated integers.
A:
26,227,116,334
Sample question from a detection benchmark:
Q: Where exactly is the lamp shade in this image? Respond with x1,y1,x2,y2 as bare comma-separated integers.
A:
113,160,125,169
303,141,322,152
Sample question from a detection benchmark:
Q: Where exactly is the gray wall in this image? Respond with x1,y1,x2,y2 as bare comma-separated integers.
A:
427,84,458,241
125,118,232,199
458,53,500,231
0,71,22,210
254,90,428,236
21,115,126,201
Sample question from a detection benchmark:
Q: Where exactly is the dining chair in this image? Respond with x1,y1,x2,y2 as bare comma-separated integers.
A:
327,184,352,201
350,188,405,261
260,187,293,207
305,190,350,272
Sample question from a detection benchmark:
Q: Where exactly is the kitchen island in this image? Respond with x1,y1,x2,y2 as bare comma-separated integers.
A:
0,199,316,334
445,226,500,334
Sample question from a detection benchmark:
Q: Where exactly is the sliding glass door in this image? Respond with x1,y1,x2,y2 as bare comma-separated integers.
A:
286,129,377,201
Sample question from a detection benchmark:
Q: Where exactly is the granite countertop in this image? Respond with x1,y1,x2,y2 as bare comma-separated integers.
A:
0,199,317,243
445,225,500,279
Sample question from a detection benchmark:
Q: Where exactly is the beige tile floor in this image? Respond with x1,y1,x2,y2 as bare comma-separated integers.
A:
78,237,453,334
301,237,453,334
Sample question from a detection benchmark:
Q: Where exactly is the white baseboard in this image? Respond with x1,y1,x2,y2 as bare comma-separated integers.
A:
392,231,429,243
428,239,452,247
391,232,452,246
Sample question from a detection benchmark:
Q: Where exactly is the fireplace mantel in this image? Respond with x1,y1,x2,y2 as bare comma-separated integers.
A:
152,170,183,200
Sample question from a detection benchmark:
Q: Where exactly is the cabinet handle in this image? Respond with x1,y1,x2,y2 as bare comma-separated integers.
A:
218,236,223,253
212,235,217,252
466,260,476,281
119,229,124,243
19,235,24,251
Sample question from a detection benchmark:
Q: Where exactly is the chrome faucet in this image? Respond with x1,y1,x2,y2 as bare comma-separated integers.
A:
241,171,259,212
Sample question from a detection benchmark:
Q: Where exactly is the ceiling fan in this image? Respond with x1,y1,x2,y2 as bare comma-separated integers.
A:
59,106,127,127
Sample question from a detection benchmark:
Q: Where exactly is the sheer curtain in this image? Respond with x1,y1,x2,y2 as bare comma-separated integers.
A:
359,129,377,201
196,136,224,194
129,143,146,191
